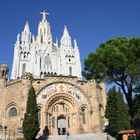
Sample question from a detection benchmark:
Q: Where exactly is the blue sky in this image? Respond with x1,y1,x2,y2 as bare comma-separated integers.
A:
0,0,140,77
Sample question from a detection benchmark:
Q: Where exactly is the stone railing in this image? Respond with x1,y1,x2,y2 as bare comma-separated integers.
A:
0,129,24,140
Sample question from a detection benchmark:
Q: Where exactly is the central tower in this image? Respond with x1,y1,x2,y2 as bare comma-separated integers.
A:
36,11,52,48
11,11,82,79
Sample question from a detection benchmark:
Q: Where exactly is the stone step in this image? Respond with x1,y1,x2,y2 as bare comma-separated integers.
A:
38,133,107,140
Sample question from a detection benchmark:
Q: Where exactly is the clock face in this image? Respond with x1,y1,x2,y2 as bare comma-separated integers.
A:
44,55,51,65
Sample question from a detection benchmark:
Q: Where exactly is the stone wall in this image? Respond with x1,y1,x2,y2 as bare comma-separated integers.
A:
0,73,107,135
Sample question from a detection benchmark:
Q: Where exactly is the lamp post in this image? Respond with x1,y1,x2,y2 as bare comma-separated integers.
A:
4,126,7,140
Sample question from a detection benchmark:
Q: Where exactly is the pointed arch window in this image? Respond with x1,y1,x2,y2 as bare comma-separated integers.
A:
40,29,42,35
27,52,30,59
24,52,27,58
41,35,43,43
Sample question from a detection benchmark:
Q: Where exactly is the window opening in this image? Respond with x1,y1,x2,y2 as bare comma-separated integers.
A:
9,108,17,117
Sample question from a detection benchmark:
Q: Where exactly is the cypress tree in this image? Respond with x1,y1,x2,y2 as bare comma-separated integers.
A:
22,86,40,140
133,94,140,138
116,88,131,130
105,86,118,136
105,86,131,136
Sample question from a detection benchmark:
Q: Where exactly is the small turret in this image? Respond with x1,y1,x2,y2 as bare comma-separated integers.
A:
21,72,33,119
0,64,9,79
0,64,9,87
21,72,33,88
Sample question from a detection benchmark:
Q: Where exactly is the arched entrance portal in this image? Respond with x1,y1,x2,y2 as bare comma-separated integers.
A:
57,115,66,135
37,82,92,135
46,93,78,135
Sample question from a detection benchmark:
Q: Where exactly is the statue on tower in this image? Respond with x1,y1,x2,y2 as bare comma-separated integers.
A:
40,10,49,21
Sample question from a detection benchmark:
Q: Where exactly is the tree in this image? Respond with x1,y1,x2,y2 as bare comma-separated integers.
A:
133,94,140,138
105,86,118,136
105,86,130,136
22,86,40,140
83,37,140,129
117,88,131,131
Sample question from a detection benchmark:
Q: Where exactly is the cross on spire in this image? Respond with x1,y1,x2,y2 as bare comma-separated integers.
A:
40,10,49,21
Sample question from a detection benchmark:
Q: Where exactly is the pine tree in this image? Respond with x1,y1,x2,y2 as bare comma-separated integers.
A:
105,86,131,136
22,86,40,140
83,37,140,130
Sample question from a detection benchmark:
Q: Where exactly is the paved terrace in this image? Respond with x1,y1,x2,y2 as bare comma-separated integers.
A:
38,133,107,140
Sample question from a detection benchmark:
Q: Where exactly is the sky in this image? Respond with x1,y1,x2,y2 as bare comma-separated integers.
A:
0,0,140,78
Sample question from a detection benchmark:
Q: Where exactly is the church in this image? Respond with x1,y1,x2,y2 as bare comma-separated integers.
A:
0,11,107,138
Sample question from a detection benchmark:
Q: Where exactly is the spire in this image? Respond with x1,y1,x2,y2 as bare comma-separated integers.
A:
40,10,49,22
16,33,20,42
60,25,72,47
21,21,31,44
63,25,70,37
56,37,58,46
24,21,30,33
74,39,78,49
32,35,35,43
15,33,20,46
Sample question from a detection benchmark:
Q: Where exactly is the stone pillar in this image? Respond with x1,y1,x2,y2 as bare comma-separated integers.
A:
77,112,84,134
40,107,45,134
55,115,57,135
20,73,33,123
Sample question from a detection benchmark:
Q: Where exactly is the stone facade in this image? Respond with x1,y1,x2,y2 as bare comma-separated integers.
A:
0,11,107,137
0,68,107,135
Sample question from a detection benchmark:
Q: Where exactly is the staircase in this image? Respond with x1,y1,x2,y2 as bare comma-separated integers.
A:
38,133,107,140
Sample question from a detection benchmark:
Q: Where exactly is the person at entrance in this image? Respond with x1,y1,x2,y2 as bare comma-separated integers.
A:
66,130,69,139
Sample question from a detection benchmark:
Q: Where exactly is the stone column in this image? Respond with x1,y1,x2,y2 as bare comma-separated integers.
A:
41,108,43,131
55,115,57,135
